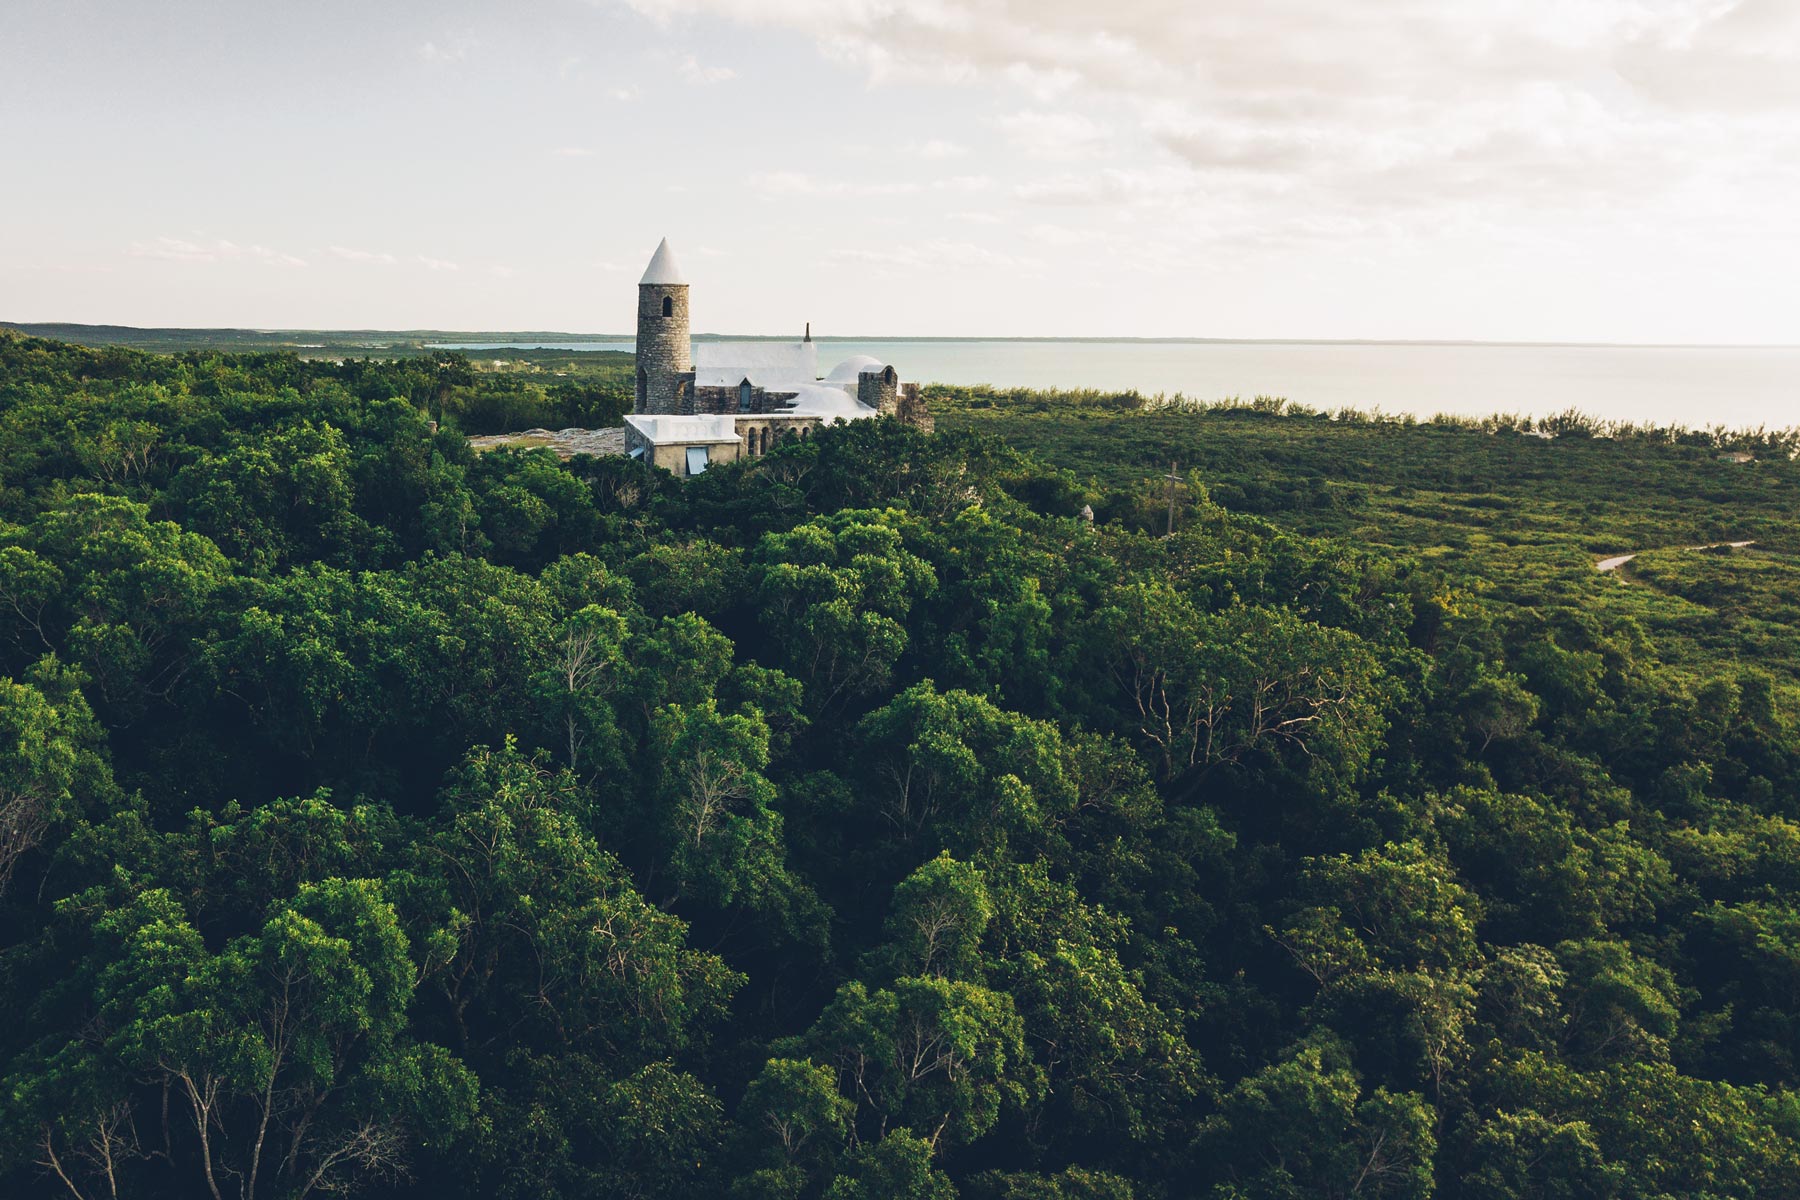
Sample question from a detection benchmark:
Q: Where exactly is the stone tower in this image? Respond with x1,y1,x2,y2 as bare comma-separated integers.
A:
635,238,692,414
857,364,900,415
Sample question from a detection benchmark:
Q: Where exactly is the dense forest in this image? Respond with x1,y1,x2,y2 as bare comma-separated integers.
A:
3,327,1800,1199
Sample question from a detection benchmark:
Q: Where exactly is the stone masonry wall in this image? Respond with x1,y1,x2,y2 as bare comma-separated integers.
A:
635,284,692,415
895,383,933,433
857,366,900,415
692,384,800,416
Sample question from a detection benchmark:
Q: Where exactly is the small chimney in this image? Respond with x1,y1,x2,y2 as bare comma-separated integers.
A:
804,321,811,343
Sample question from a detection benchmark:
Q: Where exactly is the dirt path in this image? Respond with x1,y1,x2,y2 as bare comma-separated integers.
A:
1596,540,1756,572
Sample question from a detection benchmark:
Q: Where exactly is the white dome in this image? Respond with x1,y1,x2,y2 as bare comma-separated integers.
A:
824,354,888,383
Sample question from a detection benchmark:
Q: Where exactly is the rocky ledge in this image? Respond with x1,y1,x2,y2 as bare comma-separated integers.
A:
467,426,626,460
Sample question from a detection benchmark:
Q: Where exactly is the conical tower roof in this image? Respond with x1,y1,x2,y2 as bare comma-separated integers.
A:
639,238,686,286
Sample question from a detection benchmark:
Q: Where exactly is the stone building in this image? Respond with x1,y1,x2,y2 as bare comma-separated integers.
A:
626,239,929,473
622,414,743,476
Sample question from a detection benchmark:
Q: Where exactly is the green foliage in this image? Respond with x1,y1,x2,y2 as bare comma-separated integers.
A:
3,329,1800,1198
880,853,995,979
850,682,1076,866
824,1130,956,1200
0,656,117,893
11,876,479,1199
405,742,741,1061
1198,1035,1436,1200
753,509,937,710
1084,583,1387,785
794,974,1041,1150
168,420,373,571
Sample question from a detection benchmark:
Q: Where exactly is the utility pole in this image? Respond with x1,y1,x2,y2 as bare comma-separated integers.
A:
1164,461,1182,538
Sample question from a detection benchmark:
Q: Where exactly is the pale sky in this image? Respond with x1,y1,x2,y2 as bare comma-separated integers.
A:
5,0,1799,342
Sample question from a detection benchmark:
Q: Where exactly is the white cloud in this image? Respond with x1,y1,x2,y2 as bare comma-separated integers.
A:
993,109,1107,160
128,237,216,263
330,245,397,264
552,146,597,157
417,36,476,65
749,170,991,199
416,255,461,272
830,239,1045,275
750,171,919,198
678,54,735,84
1024,222,1100,247
911,138,970,160
130,237,307,267
1003,62,1082,102
935,175,994,193
245,245,309,268
1012,168,1172,207
609,85,643,101
613,0,1800,243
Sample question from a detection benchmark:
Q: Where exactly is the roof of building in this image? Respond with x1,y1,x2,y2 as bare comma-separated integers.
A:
783,384,881,420
639,238,686,287
823,354,891,382
625,413,740,445
694,340,819,389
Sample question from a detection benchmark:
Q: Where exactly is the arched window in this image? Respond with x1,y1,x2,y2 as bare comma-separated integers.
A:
661,295,673,318
739,380,753,413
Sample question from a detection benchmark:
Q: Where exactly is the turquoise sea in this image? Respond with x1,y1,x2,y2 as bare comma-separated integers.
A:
432,339,1800,430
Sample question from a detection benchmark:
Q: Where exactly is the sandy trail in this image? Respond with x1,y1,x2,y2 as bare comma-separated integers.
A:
1596,540,1756,572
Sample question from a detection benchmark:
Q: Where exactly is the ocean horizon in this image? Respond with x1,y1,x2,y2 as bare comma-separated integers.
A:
433,337,1800,430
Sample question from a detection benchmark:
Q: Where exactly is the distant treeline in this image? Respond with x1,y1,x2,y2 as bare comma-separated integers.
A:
0,322,618,357
0,332,632,436
929,383,1800,457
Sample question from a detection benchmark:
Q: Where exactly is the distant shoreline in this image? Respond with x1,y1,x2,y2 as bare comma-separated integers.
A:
6,322,1798,353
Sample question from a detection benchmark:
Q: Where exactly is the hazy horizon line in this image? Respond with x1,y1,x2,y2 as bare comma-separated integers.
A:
8,321,1800,353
